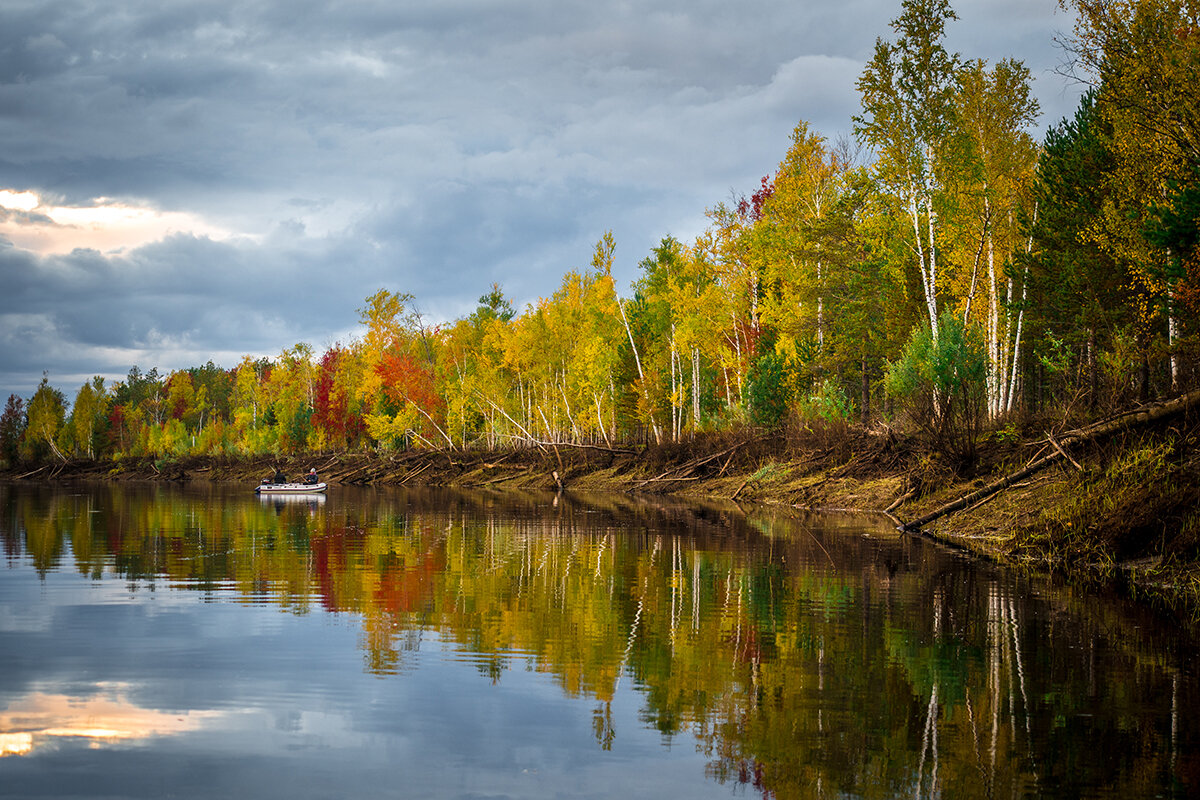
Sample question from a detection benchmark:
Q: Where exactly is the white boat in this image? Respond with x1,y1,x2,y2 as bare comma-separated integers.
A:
255,481,327,494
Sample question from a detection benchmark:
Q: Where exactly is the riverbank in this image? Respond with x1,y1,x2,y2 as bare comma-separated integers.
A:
5,405,1200,614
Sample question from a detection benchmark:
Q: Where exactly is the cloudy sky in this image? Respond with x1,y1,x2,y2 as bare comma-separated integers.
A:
0,0,1084,402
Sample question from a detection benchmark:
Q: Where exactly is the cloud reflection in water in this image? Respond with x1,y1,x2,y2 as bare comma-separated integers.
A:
0,684,227,756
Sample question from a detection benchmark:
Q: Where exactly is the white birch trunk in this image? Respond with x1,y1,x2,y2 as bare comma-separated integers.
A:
730,312,744,404
909,191,940,340
962,206,988,328
1004,205,1037,414
559,371,578,442
617,294,661,443
1001,275,1015,413
986,212,1001,419
1169,276,1179,394
926,196,941,340
594,393,611,447
816,259,825,352
670,325,679,441
1008,284,1027,417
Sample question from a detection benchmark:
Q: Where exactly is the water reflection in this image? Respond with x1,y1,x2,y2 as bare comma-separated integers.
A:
0,686,225,756
0,481,1196,799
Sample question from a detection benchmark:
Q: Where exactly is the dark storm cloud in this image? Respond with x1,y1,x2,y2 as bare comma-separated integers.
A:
0,0,1080,400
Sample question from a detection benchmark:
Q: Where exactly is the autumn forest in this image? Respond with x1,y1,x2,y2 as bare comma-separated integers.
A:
3,0,1198,469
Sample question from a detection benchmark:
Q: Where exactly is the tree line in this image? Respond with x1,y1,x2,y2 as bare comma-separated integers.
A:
2,0,1197,469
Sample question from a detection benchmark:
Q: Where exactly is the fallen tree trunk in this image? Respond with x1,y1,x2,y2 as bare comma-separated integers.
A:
1057,388,1200,446
899,389,1200,533
532,441,636,455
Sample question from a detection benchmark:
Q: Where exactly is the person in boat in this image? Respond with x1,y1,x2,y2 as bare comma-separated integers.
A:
303,468,319,485
273,469,287,484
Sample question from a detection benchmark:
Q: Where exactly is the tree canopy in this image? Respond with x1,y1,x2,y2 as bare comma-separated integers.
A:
3,0,1195,468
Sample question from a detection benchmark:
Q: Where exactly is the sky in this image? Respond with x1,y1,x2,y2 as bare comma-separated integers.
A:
0,0,1086,403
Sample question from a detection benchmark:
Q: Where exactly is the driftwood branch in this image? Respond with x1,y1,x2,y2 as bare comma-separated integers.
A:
399,461,432,485
532,440,635,455
14,465,48,480
1045,431,1083,471
630,438,758,490
884,489,915,514
899,389,1200,533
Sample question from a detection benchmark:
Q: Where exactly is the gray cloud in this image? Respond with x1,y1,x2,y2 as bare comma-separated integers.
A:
0,0,1082,401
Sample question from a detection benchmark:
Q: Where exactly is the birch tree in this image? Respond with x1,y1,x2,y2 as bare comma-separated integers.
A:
25,375,67,461
855,0,961,341
70,377,107,458
954,58,1040,416
757,122,850,377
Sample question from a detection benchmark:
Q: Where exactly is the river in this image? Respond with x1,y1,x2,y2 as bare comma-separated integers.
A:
0,481,1195,798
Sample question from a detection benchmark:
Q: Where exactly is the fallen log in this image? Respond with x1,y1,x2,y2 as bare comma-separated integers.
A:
532,441,636,455
14,465,48,480
1056,388,1200,446
899,389,1200,533
1045,431,1083,471
399,461,432,485
884,489,915,514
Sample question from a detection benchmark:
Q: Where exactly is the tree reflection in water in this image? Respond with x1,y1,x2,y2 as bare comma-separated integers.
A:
0,482,1195,799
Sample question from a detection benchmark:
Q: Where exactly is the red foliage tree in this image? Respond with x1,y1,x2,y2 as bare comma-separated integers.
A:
312,347,364,449
375,350,446,438
736,175,775,222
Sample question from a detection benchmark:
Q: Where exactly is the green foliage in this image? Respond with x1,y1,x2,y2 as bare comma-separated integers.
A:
746,352,790,429
1035,332,1072,378
475,283,516,323
0,394,25,467
284,405,313,453
1098,327,1142,403
1027,91,1130,359
887,313,987,467
799,378,853,423
750,461,786,482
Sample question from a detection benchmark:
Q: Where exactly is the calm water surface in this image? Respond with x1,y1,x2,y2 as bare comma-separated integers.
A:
0,481,1196,799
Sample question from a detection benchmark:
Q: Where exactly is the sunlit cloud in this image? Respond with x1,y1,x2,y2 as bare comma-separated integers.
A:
0,190,236,255
0,190,39,212
0,685,228,757
0,732,34,756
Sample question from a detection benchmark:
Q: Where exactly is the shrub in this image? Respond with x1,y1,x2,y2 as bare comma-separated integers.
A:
800,378,853,423
886,313,987,469
746,352,791,429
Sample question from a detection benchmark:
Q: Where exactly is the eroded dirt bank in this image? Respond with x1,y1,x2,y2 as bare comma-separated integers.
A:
5,412,1200,613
